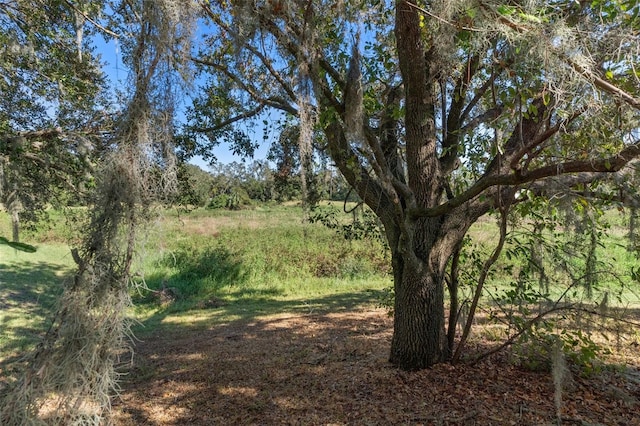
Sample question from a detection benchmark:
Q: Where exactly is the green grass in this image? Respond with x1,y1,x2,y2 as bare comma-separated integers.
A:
0,206,392,359
0,243,74,362
459,213,640,304
130,205,391,336
2,205,639,363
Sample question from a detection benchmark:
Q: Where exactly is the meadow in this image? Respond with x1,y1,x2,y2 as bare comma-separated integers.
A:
1,204,639,424
0,203,392,359
2,204,640,359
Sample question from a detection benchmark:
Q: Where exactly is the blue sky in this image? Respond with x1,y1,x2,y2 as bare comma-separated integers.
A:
96,36,270,170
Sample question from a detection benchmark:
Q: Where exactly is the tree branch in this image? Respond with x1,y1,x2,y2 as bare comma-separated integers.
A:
62,0,119,38
459,106,503,133
190,105,266,133
190,56,297,115
452,198,510,363
3,127,63,143
257,14,343,112
199,4,298,103
562,55,640,110
410,140,640,218
459,69,500,125
440,54,481,174
324,121,394,220
471,304,576,365
507,106,587,170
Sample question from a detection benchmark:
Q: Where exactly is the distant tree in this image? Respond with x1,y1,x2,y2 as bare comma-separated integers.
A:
206,161,272,208
243,159,276,202
176,163,216,207
268,123,302,201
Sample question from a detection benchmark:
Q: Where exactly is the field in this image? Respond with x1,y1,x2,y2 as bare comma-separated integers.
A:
1,204,640,425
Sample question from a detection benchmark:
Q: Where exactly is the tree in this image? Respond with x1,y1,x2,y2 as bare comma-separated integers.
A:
188,0,640,370
0,1,196,423
176,163,217,207
0,0,111,240
268,123,303,201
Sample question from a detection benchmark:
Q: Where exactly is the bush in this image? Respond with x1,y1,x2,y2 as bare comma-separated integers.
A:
207,187,253,210
151,244,247,300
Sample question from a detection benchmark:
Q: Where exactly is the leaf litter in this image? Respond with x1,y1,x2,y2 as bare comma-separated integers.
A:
112,309,639,425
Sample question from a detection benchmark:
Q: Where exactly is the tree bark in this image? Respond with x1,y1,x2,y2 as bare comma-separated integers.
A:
389,252,447,369
387,1,451,370
446,242,463,359
386,208,473,369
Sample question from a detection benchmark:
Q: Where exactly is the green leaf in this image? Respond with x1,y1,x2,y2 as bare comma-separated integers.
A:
518,13,543,23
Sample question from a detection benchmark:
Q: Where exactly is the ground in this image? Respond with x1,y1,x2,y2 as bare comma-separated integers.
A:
112,308,640,426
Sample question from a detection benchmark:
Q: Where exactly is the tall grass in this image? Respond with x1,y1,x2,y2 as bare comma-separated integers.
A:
2,205,638,363
460,213,640,305
135,205,391,311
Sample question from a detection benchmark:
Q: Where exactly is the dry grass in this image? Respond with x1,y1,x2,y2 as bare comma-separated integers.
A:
160,207,309,239
170,216,264,237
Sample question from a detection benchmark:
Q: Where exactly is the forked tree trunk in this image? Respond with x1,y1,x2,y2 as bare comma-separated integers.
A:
386,215,467,370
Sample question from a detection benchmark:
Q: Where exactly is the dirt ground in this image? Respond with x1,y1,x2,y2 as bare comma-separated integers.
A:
112,309,640,425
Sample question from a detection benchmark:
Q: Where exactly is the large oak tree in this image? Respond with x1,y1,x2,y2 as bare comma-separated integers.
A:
189,0,640,370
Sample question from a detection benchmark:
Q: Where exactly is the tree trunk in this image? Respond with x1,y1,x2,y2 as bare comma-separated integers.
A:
446,242,462,359
388,215,468,369
385,208,475,370
11,206,19,242
389,255,446,369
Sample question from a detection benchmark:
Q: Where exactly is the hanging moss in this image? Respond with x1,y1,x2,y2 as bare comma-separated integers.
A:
0,1,196,423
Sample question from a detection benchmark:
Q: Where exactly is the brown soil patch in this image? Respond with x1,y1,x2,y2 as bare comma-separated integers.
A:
171,213,296,238
113,309,640,425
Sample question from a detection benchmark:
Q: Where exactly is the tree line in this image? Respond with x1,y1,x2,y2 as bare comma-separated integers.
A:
177,159,357,209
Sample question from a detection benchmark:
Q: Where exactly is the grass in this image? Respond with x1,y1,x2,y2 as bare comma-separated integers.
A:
1,205,639,365
462,213,640,303
0,242,74,363
131,204,391,337
0,206,391,361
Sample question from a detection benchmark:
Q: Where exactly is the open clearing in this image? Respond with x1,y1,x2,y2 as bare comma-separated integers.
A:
113,308,640,426
2,207,640,425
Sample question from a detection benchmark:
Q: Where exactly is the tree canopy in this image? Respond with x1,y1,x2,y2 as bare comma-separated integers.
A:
188,0,640,369
0,0,111,240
